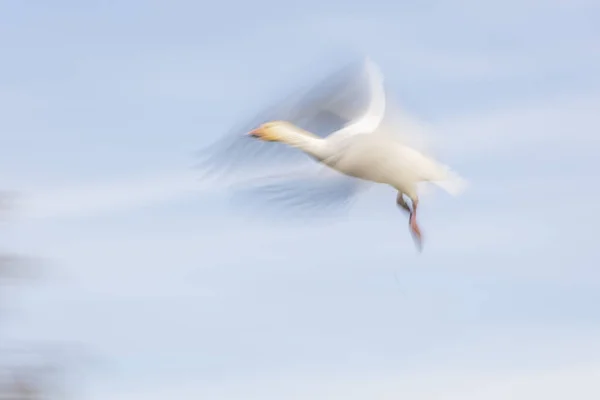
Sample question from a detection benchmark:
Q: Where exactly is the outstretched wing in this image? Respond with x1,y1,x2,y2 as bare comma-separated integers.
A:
229,168,369,219
326,57,387,144
374,95,437,157
196,57,384,178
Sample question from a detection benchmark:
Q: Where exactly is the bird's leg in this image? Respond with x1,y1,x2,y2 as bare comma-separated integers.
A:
408,196,423,250
396,192,411,215
397,192,423,251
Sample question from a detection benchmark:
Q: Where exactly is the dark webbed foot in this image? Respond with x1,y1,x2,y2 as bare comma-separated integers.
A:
396,192,411,214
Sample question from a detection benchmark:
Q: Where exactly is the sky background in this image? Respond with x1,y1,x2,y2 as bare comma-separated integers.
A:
1,0,600,398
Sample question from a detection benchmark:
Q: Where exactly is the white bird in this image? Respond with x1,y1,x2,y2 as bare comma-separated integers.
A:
199,57,467,249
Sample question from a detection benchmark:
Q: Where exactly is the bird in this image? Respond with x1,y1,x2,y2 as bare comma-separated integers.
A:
198,57,467,250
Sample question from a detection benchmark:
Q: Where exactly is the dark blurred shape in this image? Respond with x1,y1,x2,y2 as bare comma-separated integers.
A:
0,192,38,289
0,191,15,214
0,346,68,399
0,193,93,399
0,255,38,287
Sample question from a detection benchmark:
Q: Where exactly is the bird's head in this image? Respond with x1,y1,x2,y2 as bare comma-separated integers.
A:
248,121,292,142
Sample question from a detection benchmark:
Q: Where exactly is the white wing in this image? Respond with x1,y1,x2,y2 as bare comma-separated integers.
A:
326,57,387,143
323,58,436,161
196,57,384,178
375,96,437,157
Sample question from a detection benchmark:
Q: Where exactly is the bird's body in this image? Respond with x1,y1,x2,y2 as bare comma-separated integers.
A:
267,125,464,200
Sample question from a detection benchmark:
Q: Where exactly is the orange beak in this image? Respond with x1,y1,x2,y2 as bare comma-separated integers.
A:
248,128,261,138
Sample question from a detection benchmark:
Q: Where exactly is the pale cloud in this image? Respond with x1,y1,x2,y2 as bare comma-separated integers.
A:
91,361,600,400
14,89,599,221
15,170,201,220
435,93,600,160
302,17,528,81
14,164,317,220
16,172,598,297
303,1,599,83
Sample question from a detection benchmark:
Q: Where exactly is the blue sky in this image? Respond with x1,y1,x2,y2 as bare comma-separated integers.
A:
1,0,600,398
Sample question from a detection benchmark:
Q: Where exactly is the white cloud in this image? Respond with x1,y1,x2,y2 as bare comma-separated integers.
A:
91,361,600,400
14,170,200,220
11,163,308,220
434,93,600,160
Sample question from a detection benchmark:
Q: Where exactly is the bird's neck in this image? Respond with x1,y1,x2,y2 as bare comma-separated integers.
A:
276,125,329,160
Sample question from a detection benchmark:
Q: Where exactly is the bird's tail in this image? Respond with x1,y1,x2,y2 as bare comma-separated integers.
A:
431,168,468,196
